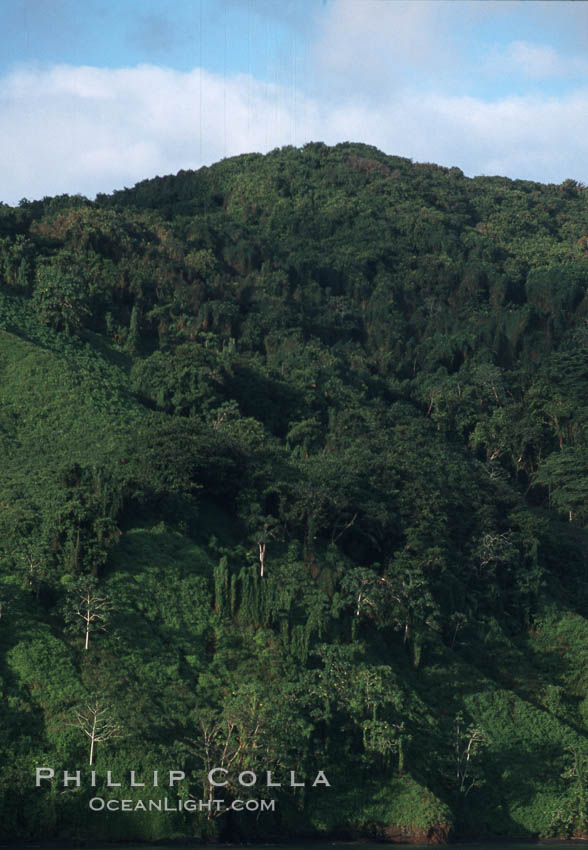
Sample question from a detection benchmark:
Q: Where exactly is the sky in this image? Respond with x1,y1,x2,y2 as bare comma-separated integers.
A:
1,0,588,204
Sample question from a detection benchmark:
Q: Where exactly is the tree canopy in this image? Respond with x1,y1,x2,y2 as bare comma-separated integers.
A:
1,142,587,842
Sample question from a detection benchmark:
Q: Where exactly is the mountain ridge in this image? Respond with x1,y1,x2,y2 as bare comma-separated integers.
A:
0,142,587,842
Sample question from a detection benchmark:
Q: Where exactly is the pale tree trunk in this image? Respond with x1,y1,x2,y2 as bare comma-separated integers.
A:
89,711,97,765
259,542,266,577
74,701,119,766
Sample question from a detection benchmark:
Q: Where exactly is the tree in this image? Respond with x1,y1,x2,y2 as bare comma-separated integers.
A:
14,541,51,598
0,578,15,621
32,266,90,334
187,685,285,817
554,745,588,837
240,501,281,578
311,644,407,773
73,699,120,765
64,576,113,650
455,712,487,795
534,446,588,523
189,711,263,815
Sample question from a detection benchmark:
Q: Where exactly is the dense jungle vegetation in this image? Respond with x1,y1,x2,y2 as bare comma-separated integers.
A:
0,141,587,843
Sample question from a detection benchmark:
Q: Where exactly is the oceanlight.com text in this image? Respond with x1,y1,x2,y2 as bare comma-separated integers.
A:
88,796,276,813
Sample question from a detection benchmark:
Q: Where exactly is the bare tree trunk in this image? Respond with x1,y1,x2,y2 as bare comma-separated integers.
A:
259,542,266,577
74,700,119,766
89,711,97,765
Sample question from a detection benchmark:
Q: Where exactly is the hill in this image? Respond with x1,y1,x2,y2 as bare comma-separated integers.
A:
0,142,587,842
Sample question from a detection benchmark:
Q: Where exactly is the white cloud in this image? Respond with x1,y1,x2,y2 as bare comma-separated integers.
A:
313,0,462,97
0,64,306,203
314,88,588,184
312,0,588,101
1,61,587,206
404,91,588,180
503,42,564,79
488,40,588,80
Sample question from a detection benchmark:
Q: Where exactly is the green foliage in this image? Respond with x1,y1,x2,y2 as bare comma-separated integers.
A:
32,266,90,334
1,143,588,841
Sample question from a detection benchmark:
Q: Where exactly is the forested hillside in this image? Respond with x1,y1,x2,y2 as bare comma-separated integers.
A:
0,142,587,842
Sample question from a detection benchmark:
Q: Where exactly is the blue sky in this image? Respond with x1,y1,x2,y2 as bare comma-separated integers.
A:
1,0,588,203
2,1,304,81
